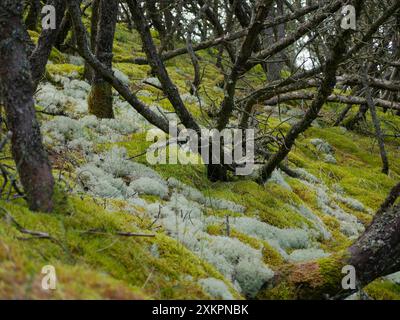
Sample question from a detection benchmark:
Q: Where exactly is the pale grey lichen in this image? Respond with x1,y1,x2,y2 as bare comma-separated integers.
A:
198,278,234,300
288,248,329,262
310,138,334,154
268,169,292,191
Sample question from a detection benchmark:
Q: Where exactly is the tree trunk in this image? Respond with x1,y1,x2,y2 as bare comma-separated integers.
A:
262,0,285,81
259,48,344,181
145,0,167,47
160,0,174,51
344,103,368,130
87,0,118,119
207,164,228,182
84,0,100,83
362,67,389,175
25,0,41,31
30,0,67,90
54,11,71,50
54,0,83,52
0,1,54,212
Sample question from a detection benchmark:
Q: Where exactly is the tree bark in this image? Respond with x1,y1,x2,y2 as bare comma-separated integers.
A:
54,11,72,50
376,182,400,216
361,67,389,175
262,0,285,81
0,1,54,212
84,0,100,82
30,0,67,90
25,0,41,31
87,0,118,119
145,0,168,49
127,0,200,133
344,103,368,130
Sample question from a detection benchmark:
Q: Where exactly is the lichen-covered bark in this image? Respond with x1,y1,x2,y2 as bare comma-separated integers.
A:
348,204,400,285
87,0,117,119
0,1,54,212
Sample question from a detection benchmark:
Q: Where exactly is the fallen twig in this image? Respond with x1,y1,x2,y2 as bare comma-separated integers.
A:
0,207,55,242
78,228,156,238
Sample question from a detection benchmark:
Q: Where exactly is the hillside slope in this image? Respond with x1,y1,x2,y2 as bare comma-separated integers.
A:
1,25,400,300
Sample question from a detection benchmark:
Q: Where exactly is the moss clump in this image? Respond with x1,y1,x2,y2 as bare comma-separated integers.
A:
365,280,400,300
261,241,285,269
319,216,352,252
317,253,349,296
46,64,84,77
49,47,68,64
0,259,146,300
289,178,318,205
258,252,349,300
258,278,298,300
206,224,224,236
229,229,262,250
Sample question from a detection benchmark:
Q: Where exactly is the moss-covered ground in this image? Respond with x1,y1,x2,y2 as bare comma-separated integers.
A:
1,23,399,300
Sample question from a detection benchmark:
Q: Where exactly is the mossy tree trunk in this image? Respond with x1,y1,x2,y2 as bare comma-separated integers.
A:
259,186,400,300
88,0,118,119
0,0,54,212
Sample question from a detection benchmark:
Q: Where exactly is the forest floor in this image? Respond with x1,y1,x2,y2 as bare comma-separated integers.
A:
0,24,400,300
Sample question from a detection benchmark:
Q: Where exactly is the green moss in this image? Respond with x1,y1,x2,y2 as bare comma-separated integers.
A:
261,241,285,268
28,30,40,43
365,280,400,300
13,13,400,300
114,62,149,80
206,224,224,236
319,216,352,251
49,47,68,64
46,64,84,77
140,195,162,204
258,282,296,300
259,251,350,300
317,253,349,293
0,194,239,299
